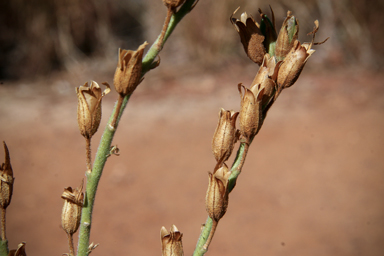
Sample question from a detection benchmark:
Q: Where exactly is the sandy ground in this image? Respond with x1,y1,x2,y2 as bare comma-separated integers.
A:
0,64,383,256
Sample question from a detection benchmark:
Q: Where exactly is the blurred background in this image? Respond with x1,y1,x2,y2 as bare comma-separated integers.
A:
0,0,383,255
0,0,383,80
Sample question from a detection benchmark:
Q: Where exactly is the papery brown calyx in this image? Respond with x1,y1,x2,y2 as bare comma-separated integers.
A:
160,225,184,256
61,181,84,235
276,20,320,90
8,242,27,256
231,7,266,65
0,141,14,210
251,54,279,110
212,109,239,165
113,41,148,97
205,164,231,222
238,84,264,141
76,81,110,139
275,11,299,62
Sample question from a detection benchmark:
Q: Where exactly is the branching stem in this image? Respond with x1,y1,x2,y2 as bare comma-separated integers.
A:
76,1,199,255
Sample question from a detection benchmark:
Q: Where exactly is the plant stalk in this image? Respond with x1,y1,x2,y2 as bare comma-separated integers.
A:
0,208,6,241
67,233,75,256
85,137,92,174
0,208,7,256
76,1,199,255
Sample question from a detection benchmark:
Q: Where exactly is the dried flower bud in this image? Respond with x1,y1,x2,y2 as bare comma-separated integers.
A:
0,142,14,210
61,181,84,235
160,225,184,256
8,242,27,256
113,42,148,97
231,7,266,65
162,0,185,8
212,109,239,165
238,84,264,141
76,81,110,139
275,11,299,62
277,21,320,89
251,54,279,108
205,164,231,222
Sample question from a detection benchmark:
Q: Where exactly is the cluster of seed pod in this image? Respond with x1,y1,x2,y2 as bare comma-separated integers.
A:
201,7,327,252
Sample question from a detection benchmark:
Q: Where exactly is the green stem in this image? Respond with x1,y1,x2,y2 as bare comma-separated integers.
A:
77,95,130,256
193,217,213,256
76,1,199,255
142,0,198,73
0,240,7,256
0,208,8,256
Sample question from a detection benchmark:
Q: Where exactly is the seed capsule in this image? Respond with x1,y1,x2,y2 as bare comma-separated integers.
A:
212,109,239,165
160,225,184,256
251,54,279,109
61,181,84,235
76,81,110,139
113,42,148,97
231,7,266,65
205,164,231,222
275,11,299,62
0,141,14,210
238,84,264,141
277,20,321,89
8,242,27,256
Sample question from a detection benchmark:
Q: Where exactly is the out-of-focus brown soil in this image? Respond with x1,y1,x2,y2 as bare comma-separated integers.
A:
0,65,383,256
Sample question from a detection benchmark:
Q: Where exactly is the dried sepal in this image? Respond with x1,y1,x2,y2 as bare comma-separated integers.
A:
277,21,321,89
231,7,266,65
8,242,26,256
258,7,277,56
61,180,84,235
76,81,110,139
160,225,184,256
205,164,231,222
163,0,185,8
114,42,148,97
88,242,99,254
238,84,264,141
275,11,299,62
0,141,14,210
212,109,239,165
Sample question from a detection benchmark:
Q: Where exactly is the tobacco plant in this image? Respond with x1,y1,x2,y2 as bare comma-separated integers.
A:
0,1,327,255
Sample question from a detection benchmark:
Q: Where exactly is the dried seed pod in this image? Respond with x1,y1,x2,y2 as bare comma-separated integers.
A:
61,181,84,235
205,164,231,222
212,109,239,165
160,225,184,256
275,11,299,62
163,0,185,8
231,7,266,65
277,21,320,89
238,84,264,141
251,54,279,108
76,81,110,139
8,242,27,256
0,142,14,210
113,42,148,97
